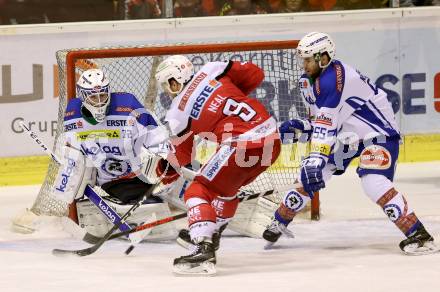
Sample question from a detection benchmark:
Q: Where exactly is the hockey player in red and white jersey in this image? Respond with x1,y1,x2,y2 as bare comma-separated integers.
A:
155,55,281,275
262,32,437,255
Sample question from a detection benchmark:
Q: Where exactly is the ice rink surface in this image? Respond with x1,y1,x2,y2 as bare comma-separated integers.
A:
1,161,439,292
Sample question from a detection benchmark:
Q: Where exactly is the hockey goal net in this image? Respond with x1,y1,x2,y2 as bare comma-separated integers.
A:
20,40,319,230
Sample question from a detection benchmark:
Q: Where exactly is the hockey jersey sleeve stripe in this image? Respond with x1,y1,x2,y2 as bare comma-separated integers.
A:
354,104,398,137
367,100,397,133
352,113,388,136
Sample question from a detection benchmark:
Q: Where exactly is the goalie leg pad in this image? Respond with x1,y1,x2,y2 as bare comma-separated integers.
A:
76,198,177,241
228,195,280,238
52,146,90,203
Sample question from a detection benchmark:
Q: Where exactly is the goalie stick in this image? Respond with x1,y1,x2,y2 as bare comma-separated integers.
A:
52,182,159,257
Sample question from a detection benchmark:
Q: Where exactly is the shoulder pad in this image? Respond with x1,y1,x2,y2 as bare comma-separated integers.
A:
64,98,82,121
314,61,345,109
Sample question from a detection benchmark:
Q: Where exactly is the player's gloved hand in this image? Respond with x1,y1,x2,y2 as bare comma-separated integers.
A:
278,119,312,143
300,156,326,197
156,159,180,185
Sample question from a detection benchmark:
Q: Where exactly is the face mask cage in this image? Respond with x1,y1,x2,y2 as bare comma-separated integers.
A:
77,84,110,122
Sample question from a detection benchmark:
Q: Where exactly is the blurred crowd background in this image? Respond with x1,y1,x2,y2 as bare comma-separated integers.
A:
0,0,438,25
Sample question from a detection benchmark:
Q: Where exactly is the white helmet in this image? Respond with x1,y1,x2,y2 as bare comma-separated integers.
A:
297,32,335,68
155,55,194,96
76,69,110,123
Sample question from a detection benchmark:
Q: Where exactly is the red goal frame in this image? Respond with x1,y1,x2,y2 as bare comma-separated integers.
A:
63,40,320,220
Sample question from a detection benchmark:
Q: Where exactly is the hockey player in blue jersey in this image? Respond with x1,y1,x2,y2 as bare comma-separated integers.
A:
51,68,176,239
263,32,437,255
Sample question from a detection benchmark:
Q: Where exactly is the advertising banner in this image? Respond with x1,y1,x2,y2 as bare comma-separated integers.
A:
1,8,440,157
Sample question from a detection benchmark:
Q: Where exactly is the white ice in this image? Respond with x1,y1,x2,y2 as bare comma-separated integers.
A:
1,162,440,292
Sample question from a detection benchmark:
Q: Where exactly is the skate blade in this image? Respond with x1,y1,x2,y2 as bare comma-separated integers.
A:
264,241,276,250
173,262,216,276
402,242,440,256
176,237,196,250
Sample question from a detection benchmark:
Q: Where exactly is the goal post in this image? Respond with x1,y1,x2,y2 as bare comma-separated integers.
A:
15,39,319,233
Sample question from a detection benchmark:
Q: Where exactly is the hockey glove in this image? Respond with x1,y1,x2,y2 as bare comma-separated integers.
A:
300,156,326,197
279,119,312,143
156,159,180,185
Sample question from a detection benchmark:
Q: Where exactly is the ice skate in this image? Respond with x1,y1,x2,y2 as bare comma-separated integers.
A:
173,240,216,276
399,225,439,256
262,218,294,249
176,224,227,251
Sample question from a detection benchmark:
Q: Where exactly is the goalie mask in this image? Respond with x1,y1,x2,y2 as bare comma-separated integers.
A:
155,55,194,96
297,32,335,69
77,69,111,123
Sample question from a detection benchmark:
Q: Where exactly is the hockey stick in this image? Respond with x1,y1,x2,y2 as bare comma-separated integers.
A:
52,182,159,257
81,189,275,244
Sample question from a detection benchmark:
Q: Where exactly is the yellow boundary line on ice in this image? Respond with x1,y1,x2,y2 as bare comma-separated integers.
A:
1,134,439,187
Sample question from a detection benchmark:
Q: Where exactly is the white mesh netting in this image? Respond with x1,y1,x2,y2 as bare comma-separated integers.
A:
30,41,310,218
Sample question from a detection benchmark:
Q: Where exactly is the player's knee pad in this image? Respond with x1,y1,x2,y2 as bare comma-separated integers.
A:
362,174,418,235
361,174,394,202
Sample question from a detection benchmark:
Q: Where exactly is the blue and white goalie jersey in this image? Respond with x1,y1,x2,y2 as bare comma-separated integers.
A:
61,92,167,186
300,60,400,162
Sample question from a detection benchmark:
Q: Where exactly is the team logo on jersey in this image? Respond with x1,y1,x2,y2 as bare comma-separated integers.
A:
77,129,121,141
179,72,207,111
190,82,221,120
64,120,84,131
315,112,333,126
101,158,131,177
359,145,391,170
383,204,402,222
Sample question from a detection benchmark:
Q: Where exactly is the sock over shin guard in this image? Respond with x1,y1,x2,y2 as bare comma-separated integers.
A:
361,174,421,236
186,198,217,240
276,189,311,224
